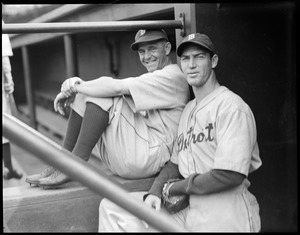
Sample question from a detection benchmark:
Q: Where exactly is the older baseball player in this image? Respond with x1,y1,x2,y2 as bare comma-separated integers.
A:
25,29,190,187
98,33,262,232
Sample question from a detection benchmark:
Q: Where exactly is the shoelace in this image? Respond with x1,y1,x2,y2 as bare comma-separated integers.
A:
50,169,61,179
40,166,55,176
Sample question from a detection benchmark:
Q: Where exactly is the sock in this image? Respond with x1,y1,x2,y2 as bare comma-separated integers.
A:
3,143,13,171
72,102,109,161
62,109,83,152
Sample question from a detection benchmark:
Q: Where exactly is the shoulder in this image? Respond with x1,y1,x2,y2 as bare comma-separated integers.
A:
181,99,196,116
216,86,253,116
154,64,183,76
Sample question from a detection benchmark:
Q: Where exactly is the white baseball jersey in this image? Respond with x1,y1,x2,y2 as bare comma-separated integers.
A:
170,85,262,232
73,64,190,178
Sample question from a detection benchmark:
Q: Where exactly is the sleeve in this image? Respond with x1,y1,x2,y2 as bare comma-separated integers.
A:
169,169,245,196
2,56,12,74
125,65,181,112
213,109,257,176
2,33,13,57
148,161,181,198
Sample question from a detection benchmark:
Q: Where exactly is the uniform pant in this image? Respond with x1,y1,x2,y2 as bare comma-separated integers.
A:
71,93,168,179
98,191,186,232
98,180,261,232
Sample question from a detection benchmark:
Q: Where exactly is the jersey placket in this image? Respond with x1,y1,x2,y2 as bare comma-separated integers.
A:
186,101,198,175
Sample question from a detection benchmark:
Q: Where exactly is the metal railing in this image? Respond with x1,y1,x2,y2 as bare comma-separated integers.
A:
2,19,185,35
2,17,187,231
3,113,188,232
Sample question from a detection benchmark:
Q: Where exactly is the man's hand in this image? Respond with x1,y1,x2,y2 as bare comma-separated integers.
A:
144,194,162,211
4,80,14,94
60,77,83,97
54,92,74,116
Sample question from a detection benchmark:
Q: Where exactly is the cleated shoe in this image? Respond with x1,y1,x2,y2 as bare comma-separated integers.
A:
25,166,56,186
38,169,71,189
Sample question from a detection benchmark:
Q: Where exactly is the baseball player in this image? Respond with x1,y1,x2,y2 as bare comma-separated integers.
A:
25,29,190,187
98,33,262,232
2,22,23,180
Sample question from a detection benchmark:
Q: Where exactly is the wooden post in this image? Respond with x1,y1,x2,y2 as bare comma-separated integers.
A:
63,34,78,77
174,4,197,65
21,46,37,129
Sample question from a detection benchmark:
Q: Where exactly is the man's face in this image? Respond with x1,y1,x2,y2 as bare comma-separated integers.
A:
180,45,217,88
137,40,170,72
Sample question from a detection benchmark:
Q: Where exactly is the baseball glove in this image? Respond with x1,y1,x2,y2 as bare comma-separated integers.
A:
162,179,189,214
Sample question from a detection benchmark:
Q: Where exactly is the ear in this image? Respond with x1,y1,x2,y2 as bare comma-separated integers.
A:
211,54,218,69
164,42,172,55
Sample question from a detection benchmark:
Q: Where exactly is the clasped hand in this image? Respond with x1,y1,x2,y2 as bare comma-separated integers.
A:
4,80,14,94
54,77,83,116
144,194,162,211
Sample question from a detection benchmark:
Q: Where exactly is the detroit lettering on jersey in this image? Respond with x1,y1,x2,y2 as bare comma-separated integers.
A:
177,123,214,152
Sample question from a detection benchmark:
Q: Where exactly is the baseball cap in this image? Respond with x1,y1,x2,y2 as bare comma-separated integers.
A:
176,33,215,56
130,29,169,51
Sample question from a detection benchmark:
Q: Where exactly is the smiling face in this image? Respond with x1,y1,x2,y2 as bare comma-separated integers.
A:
180,44,218,88
137,39,171,72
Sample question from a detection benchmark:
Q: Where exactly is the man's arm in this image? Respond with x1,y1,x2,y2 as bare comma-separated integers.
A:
76,76,130,97
61,76,130,98
2,56,14,94
147,161,181,199
169,169,246,196
143,161,181,211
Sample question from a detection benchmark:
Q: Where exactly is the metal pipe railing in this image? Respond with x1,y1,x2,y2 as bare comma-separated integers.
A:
3,113,188,232
2,20,183,34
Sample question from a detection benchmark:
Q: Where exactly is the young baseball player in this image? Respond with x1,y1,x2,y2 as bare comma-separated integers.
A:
25,29,190,187
98,33,262,232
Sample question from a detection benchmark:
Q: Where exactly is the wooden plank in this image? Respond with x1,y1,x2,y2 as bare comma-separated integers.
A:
18,105,67,136
35,106,67,136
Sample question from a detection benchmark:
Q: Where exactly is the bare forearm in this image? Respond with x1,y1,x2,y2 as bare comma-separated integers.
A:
76,76,130,97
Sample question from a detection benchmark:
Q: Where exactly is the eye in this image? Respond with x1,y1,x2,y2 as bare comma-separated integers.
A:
138,49,145,55
181,56,189,62
196,54,205,59
149,46,157,52
180,57,188,62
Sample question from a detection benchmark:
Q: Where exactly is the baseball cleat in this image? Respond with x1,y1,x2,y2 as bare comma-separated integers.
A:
25,166,56,186
38,169,71,189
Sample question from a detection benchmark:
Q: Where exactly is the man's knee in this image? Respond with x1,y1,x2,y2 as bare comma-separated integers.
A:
71,93,87,116
99,198,116,213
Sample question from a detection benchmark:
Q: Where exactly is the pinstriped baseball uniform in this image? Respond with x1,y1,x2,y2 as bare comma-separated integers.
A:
72,64,190,178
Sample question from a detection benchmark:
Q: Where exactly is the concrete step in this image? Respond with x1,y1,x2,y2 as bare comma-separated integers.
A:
3,159,155,232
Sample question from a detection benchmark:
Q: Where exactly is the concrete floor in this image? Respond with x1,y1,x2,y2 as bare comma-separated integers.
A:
3,143,48,188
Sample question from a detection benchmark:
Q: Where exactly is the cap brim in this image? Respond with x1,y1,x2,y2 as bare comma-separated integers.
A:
130,35,166,51
177,41,214,56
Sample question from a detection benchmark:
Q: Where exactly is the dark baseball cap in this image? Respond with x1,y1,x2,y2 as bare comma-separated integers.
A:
130,29,169,51
177,33,215,56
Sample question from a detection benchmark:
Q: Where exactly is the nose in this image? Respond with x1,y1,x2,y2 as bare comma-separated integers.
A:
144,49,151,60
189,57,196,68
